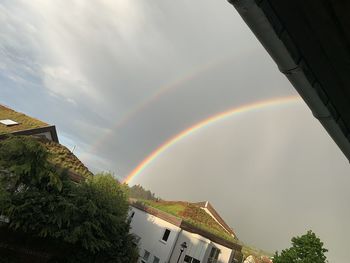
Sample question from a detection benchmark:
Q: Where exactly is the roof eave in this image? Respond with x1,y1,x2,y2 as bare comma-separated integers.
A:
0,125,59,143
130,202,242,250
227,0,350,161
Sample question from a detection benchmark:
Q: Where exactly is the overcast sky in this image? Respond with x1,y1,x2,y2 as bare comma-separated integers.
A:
1,1,349,262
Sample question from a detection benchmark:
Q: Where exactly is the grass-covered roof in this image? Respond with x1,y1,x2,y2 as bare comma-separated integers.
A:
0,105,48,134
136,200,272,259
39,139,93,178
139,200,236,243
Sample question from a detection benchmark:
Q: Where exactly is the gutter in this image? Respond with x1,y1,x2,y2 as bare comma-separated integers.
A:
227,0,350,161
167,229,182,263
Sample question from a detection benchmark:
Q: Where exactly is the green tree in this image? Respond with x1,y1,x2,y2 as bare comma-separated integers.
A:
129,184,158,200
0,135,63,193
273,230,328,263
0,136,138,262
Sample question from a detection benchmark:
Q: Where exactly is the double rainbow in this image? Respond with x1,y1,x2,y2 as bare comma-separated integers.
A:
123,95,301,184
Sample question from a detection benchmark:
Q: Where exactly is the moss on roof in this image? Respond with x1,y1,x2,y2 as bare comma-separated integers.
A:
140,200,236,243
39,139,93,178
0,105,48,134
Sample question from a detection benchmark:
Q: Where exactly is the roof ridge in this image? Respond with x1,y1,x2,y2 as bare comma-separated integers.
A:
194,200,236,237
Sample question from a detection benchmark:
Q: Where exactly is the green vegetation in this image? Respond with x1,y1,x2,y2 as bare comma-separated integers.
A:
139,199,273,261
0,105,48,134
139,200,236,243
273,230,328,263
141,200,185,214
240,243,273,261
0,136,138,262
129,184,158,200
41,139,93,177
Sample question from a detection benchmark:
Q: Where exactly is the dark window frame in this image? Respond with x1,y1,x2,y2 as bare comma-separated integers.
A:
161,228,171,242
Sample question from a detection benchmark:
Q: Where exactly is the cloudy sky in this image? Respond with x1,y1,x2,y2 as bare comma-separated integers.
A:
1,0,349,262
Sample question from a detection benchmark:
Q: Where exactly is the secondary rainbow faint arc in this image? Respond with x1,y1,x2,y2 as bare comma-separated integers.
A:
123,95,301,184
81,55,235,161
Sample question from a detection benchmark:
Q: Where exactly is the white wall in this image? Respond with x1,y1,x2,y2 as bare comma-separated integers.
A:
129,207,234,263
129,207,181,263
201,239,234,263
170,230,210,263
214,242,234,263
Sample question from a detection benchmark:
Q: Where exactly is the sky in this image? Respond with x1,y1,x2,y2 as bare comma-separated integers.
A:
1,0,349,262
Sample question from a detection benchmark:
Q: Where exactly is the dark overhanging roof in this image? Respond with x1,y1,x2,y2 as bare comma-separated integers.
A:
227,0,350,161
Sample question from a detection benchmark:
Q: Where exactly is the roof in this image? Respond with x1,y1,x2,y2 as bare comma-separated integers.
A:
39,138,92,179
0,105,48,134
194,201,236,237
0,105,58,142
131,200,241,250
228,0,350,161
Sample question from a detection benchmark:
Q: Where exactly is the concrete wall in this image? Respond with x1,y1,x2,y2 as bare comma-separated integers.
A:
129,207,181,263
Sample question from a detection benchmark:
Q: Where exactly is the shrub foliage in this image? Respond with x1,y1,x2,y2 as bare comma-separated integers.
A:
273,230,328,263
0,136,138,262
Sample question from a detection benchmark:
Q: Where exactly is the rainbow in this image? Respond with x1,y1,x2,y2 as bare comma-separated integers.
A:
81,56,235,160
123,95,301,184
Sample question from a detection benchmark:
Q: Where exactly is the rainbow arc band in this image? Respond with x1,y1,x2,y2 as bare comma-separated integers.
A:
81,56,233,160
123,95,301,184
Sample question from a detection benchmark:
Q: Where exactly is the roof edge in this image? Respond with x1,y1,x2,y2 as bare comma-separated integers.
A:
195,201,236,237
227,0,350,161
131,202,242,250
0,125,59,143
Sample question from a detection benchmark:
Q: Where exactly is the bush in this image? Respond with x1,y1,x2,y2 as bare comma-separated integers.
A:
273,230,328,263
0,136,138,262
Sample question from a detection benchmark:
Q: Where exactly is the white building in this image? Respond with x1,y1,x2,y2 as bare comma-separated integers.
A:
129,200,243,263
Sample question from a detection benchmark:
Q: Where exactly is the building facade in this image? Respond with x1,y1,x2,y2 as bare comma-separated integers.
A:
129,201,242,263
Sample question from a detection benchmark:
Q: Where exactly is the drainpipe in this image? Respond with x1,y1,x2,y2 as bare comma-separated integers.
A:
167,229,182,263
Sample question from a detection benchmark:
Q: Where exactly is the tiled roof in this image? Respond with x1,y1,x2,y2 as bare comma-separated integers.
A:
0,105,48,135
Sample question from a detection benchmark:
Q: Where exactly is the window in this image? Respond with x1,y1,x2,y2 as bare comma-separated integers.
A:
184,255,201,263
132,234,141,246
184,255,191,262
161,229,171,242
141,250,150,263
0,119,18,126
208,247,220,263
152,256,160,263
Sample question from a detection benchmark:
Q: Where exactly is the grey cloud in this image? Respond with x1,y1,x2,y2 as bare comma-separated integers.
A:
1,1,348,262
134,104,350,262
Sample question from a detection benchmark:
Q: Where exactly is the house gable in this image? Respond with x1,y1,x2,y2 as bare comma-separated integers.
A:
131,200,242,251
194,201,237,238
